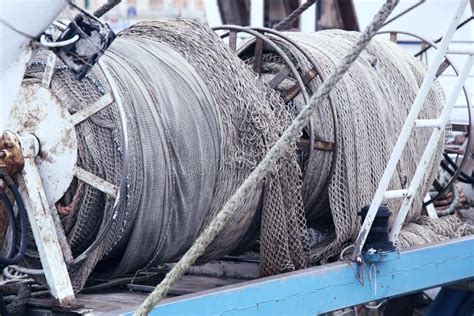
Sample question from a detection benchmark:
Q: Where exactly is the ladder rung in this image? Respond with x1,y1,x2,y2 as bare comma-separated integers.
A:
384,189,410,199
446,49,474,55
414,119,442,128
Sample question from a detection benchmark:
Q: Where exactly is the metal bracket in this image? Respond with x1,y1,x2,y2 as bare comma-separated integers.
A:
18,152,75,305
363,249,399,263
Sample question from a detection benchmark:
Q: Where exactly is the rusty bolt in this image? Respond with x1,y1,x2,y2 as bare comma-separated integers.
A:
0,131,24,175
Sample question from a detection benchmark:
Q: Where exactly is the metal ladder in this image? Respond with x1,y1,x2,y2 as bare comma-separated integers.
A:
352,0,474,261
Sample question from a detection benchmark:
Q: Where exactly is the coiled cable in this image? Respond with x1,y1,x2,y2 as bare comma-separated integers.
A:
0,175,28,268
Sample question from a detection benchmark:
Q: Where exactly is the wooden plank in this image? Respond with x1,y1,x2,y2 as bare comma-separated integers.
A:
316,0,343,30
268,66,291,89
284,68,319,102
229,31,237,51
253,38,264,74
128,275,245,296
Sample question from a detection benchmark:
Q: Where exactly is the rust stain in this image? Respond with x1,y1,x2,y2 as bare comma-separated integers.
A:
39,149,54,163
0,131,24,175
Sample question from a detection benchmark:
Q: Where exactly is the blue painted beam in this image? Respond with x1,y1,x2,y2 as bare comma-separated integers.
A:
123,236,474,316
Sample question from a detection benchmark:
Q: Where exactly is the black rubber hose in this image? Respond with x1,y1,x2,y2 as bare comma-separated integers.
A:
0,176,28,266
443,153,474,183
441,161,472,184
414,16,474,58
0,193,18,260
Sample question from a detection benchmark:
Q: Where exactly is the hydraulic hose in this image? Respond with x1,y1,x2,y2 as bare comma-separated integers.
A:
0,193,18,261
441,161,472,184
443,153,474,184
0,175,28,267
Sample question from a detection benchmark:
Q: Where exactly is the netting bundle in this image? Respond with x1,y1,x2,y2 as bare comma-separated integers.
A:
242,30,464,262
20,19,472,291
24,19,308,290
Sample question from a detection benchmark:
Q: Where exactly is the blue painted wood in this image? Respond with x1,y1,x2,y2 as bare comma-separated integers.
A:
124,236,474,316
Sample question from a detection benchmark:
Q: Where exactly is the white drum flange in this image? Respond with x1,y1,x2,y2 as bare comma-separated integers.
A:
7,81,77,206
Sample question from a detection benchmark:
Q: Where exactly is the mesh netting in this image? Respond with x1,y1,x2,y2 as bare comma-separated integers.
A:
23,19,308,290
19,20,473,291
242,30,471,262
396,215,474,248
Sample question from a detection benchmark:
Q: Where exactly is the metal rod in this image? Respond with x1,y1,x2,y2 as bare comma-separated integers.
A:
50,206,73,262
383,189,410,199
70,93,114,125
382,0,426,26
73,166,118,198
414,119,443,128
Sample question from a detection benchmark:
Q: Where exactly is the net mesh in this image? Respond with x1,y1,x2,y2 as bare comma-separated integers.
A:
19,20,473,290
23,19,309,289
242,30,472,262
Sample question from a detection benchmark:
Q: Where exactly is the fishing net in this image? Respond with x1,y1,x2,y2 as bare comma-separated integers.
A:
23,19,308,290
18,20,473,291
396,215,474,248
240,30,472,262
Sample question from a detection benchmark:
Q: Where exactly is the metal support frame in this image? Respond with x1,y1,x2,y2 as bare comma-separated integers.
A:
352,0,471,261
390,54,473,242
17,136,75,305
122,236,474,316
376,29,473,207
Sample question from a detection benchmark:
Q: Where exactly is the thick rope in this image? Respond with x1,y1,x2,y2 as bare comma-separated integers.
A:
135,1,399,314
273,0,317,31
94,0,121,18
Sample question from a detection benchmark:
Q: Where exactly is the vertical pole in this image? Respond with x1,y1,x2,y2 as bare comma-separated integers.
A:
203,0,222,27
300,0,316,32
250,0,264,27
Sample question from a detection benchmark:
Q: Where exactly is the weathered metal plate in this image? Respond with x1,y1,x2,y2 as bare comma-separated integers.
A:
7,82,77,206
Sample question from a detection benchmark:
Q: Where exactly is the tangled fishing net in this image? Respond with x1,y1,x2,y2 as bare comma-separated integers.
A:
19,19,472,291
241,29,474,262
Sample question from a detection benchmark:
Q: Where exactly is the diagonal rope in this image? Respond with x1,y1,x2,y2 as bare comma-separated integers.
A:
273,0,318,31
135,1,399,314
